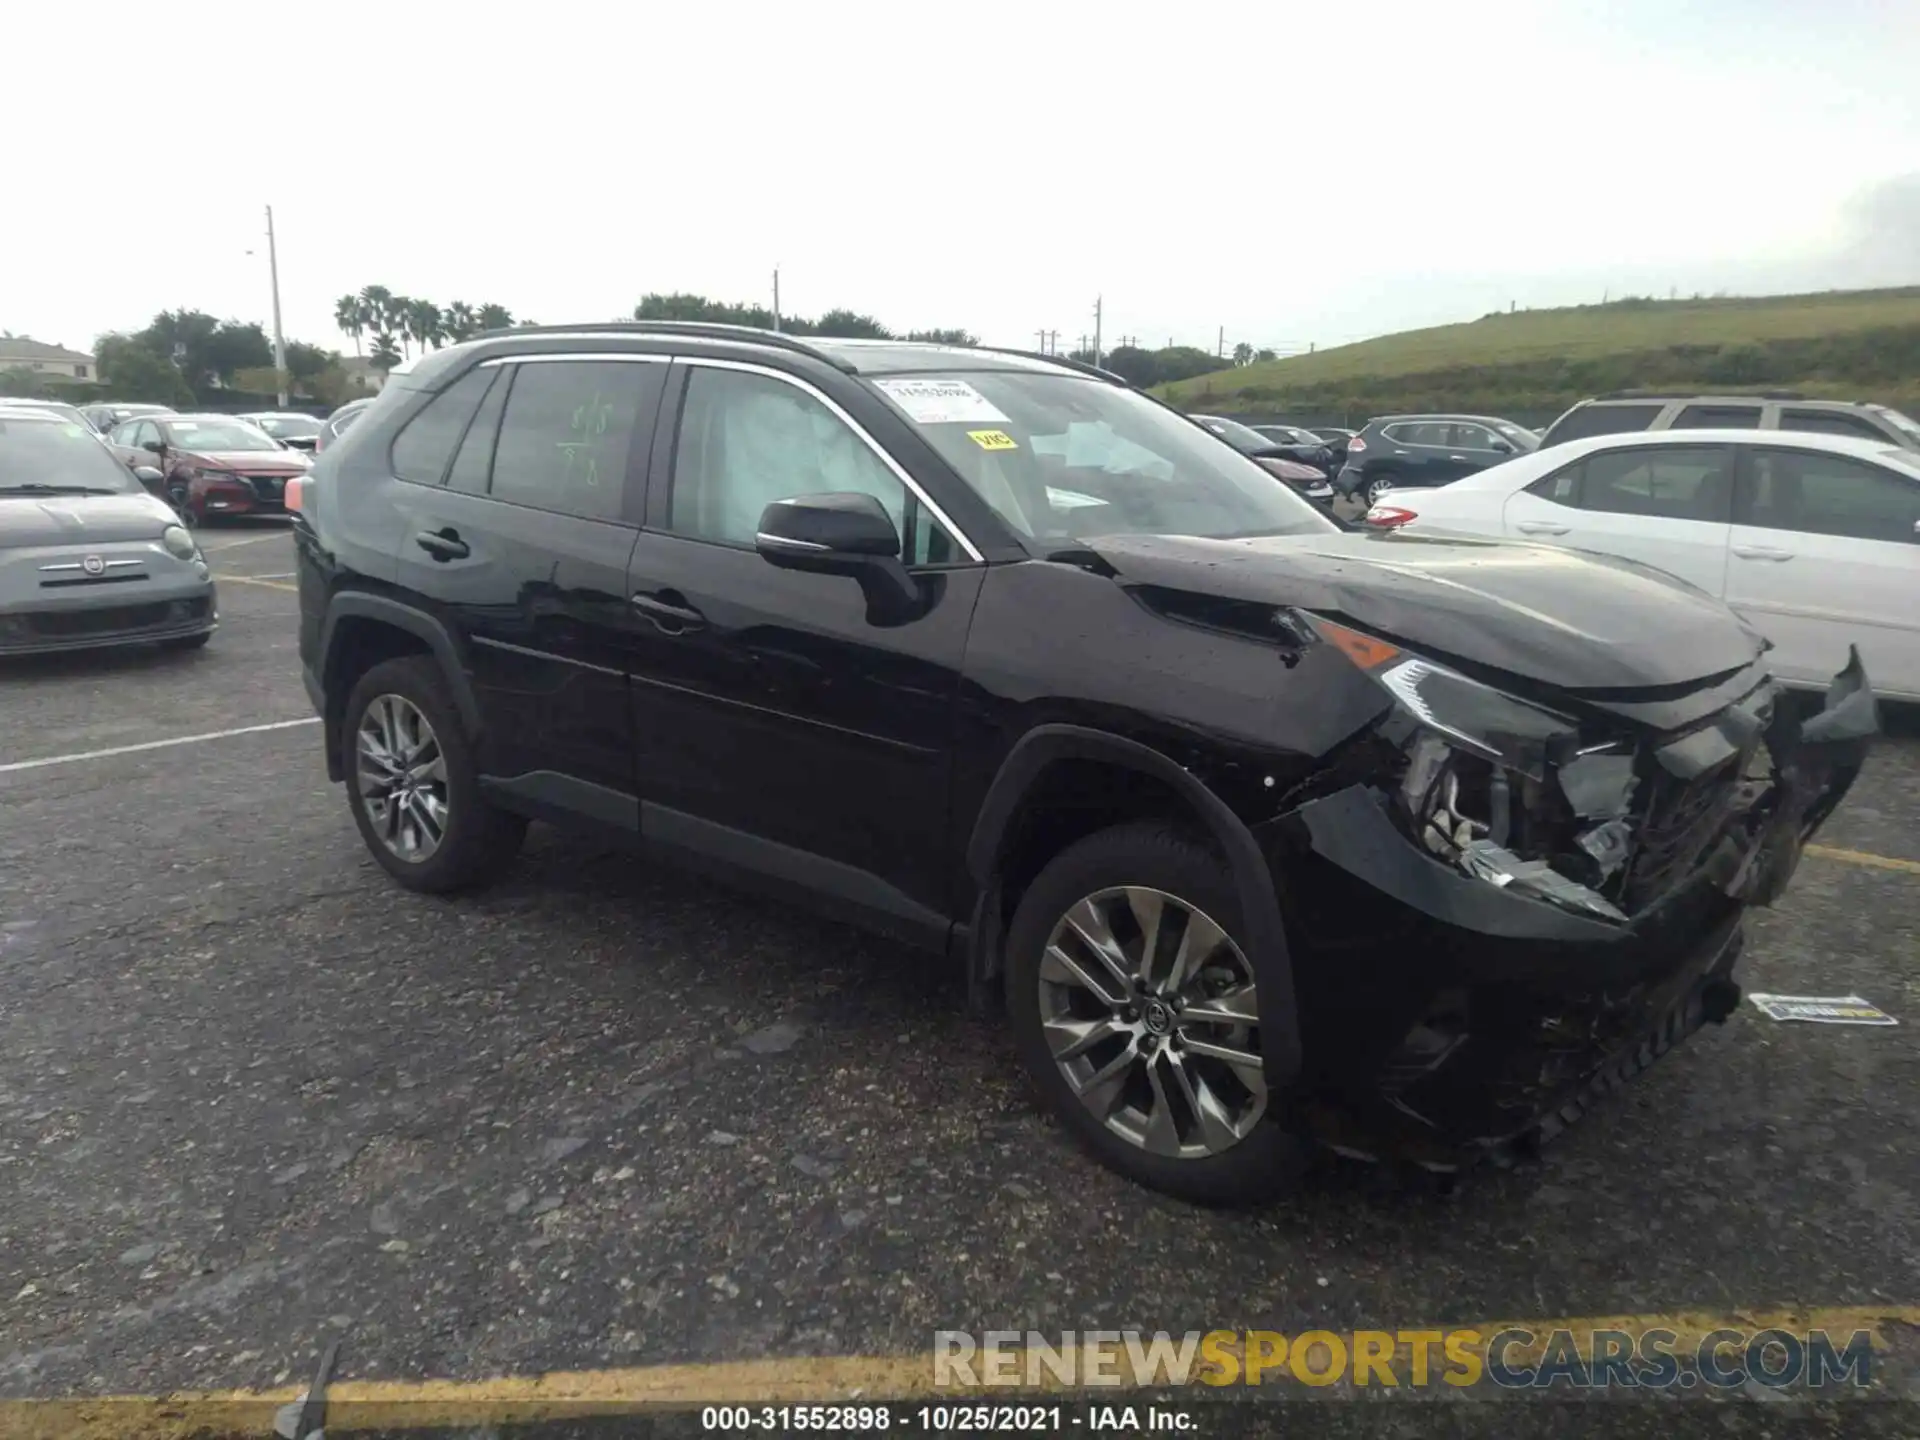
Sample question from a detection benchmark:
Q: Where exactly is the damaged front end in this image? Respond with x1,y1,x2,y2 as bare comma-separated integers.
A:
1258,619,1878,1171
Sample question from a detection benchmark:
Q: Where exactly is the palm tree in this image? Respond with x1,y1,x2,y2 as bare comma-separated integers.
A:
405,298,444,352
476,303,512,332
369,332,402,375
443,301,478,344
333,295,368,357
383,295,416,358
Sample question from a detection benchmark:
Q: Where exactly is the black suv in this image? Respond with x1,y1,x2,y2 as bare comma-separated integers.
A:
1334,415,1539,505
1540,394,1920,451
294,324,1873,1202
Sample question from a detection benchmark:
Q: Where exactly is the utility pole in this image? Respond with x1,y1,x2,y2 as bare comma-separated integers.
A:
264,205,288,408
772,267,782,332
1092,296,1103,368
1217,325,1224,358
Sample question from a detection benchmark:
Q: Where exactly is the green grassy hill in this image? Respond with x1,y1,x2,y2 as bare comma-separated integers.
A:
1159,287,1920,421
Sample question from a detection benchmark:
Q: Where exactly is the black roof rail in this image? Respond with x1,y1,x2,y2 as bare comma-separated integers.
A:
471,321,857,372
972,346,1130,385
1590,389,1808,402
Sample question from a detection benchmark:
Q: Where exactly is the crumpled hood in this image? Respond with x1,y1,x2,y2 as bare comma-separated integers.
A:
1086,529,1766,693
189,449,309,471
0,492,177,547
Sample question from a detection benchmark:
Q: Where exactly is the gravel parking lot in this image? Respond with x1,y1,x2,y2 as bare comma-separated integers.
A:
3,522,1919,1427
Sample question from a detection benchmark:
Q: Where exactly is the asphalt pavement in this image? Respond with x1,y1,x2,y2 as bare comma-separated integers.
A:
2,522,1918,1431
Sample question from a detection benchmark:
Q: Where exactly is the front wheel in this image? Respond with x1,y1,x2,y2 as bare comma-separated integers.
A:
1004,821,1302,1205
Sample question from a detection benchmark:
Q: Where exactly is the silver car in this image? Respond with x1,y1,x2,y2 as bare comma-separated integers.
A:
0,407,217,655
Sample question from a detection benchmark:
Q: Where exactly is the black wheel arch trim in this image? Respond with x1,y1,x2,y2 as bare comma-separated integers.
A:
317,593,483,783
964,723,1303,1089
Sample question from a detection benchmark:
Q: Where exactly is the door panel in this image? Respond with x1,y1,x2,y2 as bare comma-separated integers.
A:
1502,445,1734,596
1725,447,1920,696
626,359,982,935
388,356,667,804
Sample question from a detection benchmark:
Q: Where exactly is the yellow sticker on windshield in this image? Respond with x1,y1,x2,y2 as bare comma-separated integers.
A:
967,429,1018,452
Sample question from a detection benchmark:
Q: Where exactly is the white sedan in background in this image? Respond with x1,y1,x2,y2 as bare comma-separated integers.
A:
1363,428,1920,700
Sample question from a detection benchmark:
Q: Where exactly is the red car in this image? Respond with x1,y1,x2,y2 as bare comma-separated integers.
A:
107,412,312,524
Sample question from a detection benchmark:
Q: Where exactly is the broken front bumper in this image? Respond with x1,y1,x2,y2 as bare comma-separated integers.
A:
1257,651,1878,1169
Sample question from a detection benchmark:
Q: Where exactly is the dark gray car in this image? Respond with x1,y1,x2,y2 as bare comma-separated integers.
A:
0,407,216,655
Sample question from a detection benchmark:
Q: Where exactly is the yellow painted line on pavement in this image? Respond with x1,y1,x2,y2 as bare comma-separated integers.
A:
1806,844,1920,876
3,1306,1917,1437
215,573,298,593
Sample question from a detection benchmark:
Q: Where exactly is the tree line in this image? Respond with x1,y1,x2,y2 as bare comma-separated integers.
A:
332,288,528,370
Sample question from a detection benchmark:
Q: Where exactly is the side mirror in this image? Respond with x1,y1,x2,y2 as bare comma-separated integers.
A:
132,465,165,485
756,492,922,623
1489,439,1514,455
141,439,165,455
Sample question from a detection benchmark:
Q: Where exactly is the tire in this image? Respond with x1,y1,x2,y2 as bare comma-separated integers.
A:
1364,473,1397,506
161,631,211,651
1003,821,1303,1205
341,655,526,893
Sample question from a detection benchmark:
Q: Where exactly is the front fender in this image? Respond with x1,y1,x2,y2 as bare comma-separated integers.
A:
964,723,1303,1092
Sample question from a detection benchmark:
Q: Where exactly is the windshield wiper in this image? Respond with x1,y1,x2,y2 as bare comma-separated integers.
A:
0,483,121,495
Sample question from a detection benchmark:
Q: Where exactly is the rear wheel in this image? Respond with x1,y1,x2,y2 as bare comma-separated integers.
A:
1004,821,1302,1205
1364,473,1397,506
342,656,526,892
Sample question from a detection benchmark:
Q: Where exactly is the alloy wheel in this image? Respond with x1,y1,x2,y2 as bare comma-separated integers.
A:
356,694,450,862
1366,476,1395,504
1038,886,1266,1159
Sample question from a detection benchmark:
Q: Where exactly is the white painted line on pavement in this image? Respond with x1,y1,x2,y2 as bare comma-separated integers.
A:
0,718,320,775
197,531,291,552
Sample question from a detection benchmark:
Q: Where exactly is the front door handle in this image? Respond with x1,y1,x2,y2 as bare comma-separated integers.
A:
631,590,707,634
1731,544,1794,561
1516,521,1570,536
415,529,469,561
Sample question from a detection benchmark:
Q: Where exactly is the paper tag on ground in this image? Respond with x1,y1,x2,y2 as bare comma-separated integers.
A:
873,378,1008,425
1748,993,1898,1025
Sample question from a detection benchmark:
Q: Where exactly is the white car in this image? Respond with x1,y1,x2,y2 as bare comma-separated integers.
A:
1363,428,1920,700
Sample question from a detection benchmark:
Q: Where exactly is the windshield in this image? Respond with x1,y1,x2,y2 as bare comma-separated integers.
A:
254,415,322,439
869,373,1336,544
1187,416,1275,453
166,418,282,452
1870,406,1920,446
0,416,141,493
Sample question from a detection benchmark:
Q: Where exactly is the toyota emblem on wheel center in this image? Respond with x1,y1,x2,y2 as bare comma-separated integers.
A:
81,555,105,576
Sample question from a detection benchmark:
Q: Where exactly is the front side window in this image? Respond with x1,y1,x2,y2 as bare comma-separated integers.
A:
1738,448,1920,544
1451,423,1503,451
390,367,496,485
870,371,1334,545
488,359,663,521
1535,446,1734,522
668,367,958,564
1672,404,1761,430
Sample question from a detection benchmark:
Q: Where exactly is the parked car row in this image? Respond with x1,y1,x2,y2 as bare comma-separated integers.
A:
287,323,1873,1204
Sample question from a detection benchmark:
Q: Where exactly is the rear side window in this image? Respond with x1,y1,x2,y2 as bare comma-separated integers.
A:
1530,446,1734,522
1738,448,1920,543
488,359,665,521
1779,408,1886,442
1540,403,1661,446
390,368,495,485
1672,404,1761,430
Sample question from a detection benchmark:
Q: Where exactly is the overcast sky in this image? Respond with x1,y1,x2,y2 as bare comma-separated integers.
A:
7,0,1918,362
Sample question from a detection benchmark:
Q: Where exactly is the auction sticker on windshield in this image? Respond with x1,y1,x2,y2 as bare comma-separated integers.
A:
874,377,1008,425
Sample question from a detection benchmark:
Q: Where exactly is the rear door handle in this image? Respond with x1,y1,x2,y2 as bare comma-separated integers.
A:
415,529,469,561
1516,521,1570,535
1731,544,1794,561
631,591,707,634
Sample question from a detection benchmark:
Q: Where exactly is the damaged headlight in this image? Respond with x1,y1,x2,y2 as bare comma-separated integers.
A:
1309,615,1637,924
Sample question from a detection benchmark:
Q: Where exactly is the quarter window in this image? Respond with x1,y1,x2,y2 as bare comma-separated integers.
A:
1738,449,1920,544
667,367,958,564
1671,404,1762,430
446,369,510,494
1779,408,1886,442
488,360,664,521
390,367,495,486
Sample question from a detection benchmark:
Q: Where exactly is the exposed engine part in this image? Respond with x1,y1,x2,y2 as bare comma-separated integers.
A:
1557,752,1638,819
1575,817,1634,881
1459,838,1629,921
1488,768,1512,847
